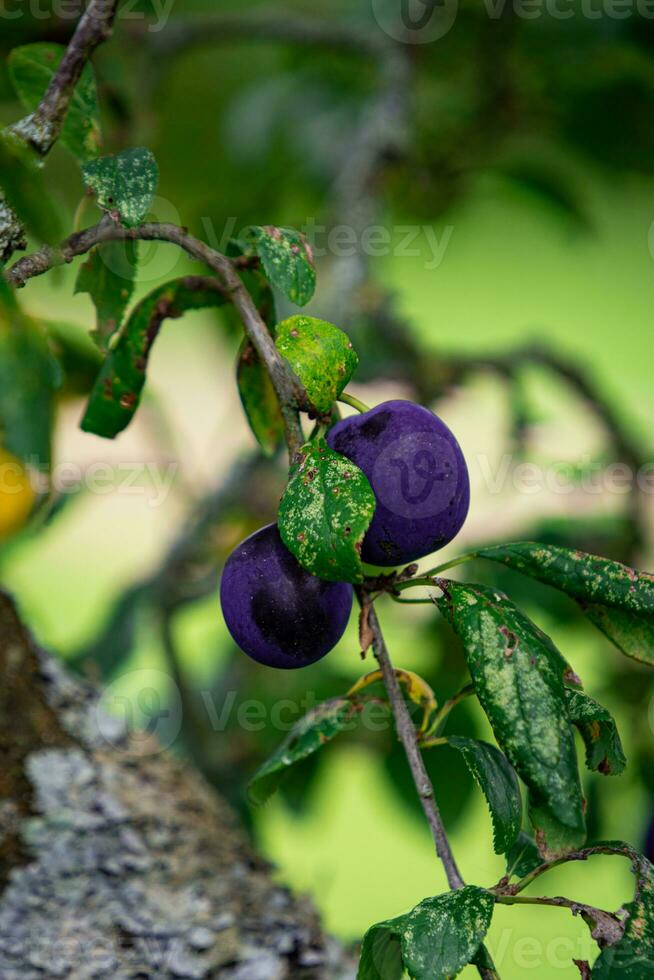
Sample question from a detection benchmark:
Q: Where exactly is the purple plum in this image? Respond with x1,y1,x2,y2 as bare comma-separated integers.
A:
326,399,470,566
220,523,353,668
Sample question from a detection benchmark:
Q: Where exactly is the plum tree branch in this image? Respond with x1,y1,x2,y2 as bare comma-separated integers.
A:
5,216,307,456
362,598,499,979
10,0,120,157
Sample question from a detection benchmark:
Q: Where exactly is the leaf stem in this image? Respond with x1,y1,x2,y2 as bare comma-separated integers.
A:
395,552,477,591
422,682,476,741
338,391,371,414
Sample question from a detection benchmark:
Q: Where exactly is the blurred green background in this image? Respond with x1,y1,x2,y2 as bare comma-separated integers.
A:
2,1,654,976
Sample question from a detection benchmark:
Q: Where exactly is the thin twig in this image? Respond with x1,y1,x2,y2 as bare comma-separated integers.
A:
11,0,120,157
496,840,642,897
362,598,499,979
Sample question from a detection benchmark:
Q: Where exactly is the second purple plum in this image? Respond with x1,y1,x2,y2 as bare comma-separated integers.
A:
327,399,470,566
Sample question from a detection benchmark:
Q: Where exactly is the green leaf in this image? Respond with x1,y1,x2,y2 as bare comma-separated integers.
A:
42,320,103,396
436,581,586,834
81,276,226,438
358,887,495,980
75,241,139,351
8,43,101,161
565,688,626,776
505,831,542,879
275,314,358,414
478,541,654,666
446,736,522,854
527,789,587,860
593,854,654,977
582,604,654,667
0,130,61,248
236,339,285,456
0,292,58,468
278,437,376,583
81,148,158,228
249,225,315,306
248,697,356,806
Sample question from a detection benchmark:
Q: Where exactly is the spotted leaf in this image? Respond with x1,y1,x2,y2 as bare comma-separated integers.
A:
249,225,315,306
82,147,158,228
478,542,654,666
593,853,654,977
248,698,356,806
278,438,376,583
81,276,226,438
435,580,586,841
75,241,139,351
446,736,522,854
358,886,495,980
275,314,358,415
565,689,626,776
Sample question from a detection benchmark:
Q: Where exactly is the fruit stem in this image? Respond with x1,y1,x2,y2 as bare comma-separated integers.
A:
395,552,477,591
338,391,371,414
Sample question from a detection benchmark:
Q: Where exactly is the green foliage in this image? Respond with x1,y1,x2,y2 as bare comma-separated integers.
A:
435,580,586,846
275,314,358,414
358,887,495,980
81,277,226,438
236,339,285,456
0,130,60,247
278,437,376,583
249,226,315,306
478,542,654,666
593,854,654,977
74,242,139,351
505,831,542,879
81,148,159,228
8,43,101,161
0,282,58,468
446,736,522,855
565,689,626,776
248,697,356,806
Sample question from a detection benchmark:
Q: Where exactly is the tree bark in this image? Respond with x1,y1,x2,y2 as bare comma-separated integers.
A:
0,591,353,979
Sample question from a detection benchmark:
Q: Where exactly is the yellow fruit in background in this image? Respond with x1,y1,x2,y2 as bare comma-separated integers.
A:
0,448,36,540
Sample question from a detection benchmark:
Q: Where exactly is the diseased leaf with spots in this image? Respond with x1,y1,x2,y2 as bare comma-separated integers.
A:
275,314,358,415
0,286,59,468
435,581,586,838
528,789,586,860
81,276,226,438
506,831,543,879
582,604,654,667
236,339,285,456
358,886,495,980
478,542,654,666
82,148,159,228
8,43,101,161
75,241,139,351
249,698,356,806
249,225,315,306
565,689,626,776
593,853,654,977
0,130,61,251
278,438,375,583
446,736,522,854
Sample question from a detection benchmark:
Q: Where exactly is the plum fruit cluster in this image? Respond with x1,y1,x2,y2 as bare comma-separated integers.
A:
220,400,469,668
